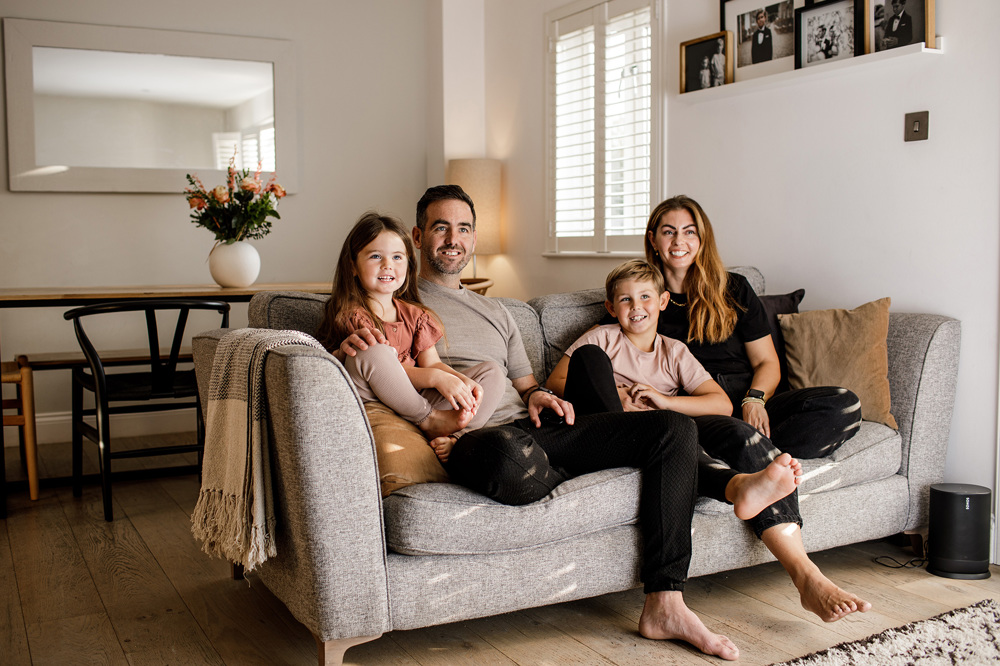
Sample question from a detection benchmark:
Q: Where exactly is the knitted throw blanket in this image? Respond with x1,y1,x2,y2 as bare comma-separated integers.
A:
191,328,326,571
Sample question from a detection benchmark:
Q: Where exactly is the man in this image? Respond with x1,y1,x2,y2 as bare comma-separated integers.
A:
882,0,913,50
342,185,740,661
750,9,773,64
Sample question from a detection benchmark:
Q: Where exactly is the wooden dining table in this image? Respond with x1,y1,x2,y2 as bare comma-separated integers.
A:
0,282,330,466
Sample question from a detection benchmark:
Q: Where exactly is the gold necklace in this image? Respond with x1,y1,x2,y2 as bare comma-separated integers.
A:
669,295,687,307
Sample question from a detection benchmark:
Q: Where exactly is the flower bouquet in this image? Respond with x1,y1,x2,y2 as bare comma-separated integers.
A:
185,159,286,244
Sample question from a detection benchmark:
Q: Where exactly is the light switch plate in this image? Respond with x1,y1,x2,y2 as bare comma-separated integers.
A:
905,111,929,142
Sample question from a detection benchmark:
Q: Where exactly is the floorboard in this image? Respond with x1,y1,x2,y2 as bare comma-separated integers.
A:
0,519,31,666
3,433,999,665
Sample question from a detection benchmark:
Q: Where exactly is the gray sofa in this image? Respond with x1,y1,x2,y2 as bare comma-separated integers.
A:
192,267,961,665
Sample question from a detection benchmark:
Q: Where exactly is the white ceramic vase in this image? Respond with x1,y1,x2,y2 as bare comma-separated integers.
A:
209,241,261,288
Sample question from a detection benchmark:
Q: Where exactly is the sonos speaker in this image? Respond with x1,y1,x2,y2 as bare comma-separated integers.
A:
927,483,992,580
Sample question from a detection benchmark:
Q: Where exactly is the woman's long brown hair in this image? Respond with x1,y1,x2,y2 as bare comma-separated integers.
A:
644,195,739,344
316,211,425,352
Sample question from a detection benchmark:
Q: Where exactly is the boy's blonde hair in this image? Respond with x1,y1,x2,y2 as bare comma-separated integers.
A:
605,259,665,302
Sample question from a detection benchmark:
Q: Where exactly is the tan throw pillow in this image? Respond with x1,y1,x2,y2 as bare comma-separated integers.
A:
365,401,449,496
778,297,897,429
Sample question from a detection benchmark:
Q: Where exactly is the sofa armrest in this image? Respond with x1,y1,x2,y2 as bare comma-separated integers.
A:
885,313,961,531
192,329,391,642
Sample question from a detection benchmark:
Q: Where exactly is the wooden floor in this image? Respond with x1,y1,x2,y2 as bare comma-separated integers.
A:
2,434,999,666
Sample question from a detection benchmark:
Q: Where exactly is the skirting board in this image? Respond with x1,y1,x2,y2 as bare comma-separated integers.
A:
3,408,197,446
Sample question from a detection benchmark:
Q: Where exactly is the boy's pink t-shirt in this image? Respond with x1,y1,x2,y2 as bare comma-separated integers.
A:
565,324,712,398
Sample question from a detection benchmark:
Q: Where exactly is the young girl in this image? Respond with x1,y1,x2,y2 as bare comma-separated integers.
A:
317,212,504,446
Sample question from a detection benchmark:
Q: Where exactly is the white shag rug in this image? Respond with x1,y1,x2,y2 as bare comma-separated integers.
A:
773,598,1000,665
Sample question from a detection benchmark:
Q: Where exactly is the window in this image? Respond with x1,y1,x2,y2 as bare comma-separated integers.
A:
545,0,661,253
212,123,276,172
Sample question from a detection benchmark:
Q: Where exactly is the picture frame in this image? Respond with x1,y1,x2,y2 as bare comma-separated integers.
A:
680,31,733,93
794,0,864,69
721,0,808,81
865,0,934,54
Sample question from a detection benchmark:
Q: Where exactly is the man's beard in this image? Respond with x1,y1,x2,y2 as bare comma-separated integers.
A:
428,248,471,275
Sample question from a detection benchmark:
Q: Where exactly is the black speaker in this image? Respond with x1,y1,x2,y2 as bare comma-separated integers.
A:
927,483,992,580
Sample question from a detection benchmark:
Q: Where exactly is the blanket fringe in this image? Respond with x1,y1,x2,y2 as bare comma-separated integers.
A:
191,488,275,571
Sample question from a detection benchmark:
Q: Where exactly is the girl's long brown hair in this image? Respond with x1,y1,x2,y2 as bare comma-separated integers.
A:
644,195,739,344
316,211,425,352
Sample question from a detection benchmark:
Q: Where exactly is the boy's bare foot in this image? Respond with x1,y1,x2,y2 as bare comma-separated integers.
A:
726,452,802,520
428,435,457,463
794,567,872,622
639,591,739,661
418,408,473,439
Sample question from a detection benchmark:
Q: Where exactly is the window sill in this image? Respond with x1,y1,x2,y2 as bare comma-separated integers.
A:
542,251,645,258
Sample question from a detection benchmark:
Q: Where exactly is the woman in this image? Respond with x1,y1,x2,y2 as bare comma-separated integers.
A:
645,194,860,458
643,194,869,622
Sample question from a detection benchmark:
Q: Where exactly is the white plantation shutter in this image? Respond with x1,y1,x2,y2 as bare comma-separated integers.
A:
212,125,276,173
213,132,241,170
259,126,276,172
241,136,259,171
553,20,595,238
547,0,660,253
604,6,651,236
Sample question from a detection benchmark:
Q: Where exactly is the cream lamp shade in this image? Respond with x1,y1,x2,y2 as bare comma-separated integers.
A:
446,158,502,255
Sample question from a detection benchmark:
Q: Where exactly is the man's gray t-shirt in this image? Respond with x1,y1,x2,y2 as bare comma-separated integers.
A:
419,278,531,426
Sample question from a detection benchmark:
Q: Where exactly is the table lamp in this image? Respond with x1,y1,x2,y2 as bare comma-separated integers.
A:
446,158,502,280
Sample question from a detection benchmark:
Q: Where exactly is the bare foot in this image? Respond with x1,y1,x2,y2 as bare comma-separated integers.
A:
418,408,473,439
428,435,457,463
638,591,739,661
726,452,802,520
794,568,872,622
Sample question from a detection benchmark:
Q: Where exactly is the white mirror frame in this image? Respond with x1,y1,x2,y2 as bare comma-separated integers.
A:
3,18,299,193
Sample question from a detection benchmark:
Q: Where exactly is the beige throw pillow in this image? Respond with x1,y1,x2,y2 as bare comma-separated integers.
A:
365,401,449,496
778,297,897,429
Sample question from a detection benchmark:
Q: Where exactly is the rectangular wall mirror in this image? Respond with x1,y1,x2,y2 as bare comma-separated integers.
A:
3,19,299,193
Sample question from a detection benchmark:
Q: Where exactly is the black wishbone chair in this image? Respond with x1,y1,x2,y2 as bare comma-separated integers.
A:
64,299,230,521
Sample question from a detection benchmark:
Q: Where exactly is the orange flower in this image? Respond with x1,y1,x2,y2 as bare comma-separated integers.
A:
210,185,230,204
241,178,261,194
188,195,207,210
269,183,287,198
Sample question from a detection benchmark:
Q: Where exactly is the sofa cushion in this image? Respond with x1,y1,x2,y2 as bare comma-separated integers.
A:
366,402,448,496
495,296,545,384
695,420,901,515
386,419,902,553
759,289,805,394
780,297,897,429
384,467,641,555
248,291,327,336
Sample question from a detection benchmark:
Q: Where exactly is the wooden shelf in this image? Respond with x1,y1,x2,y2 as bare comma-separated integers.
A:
678,40,943,103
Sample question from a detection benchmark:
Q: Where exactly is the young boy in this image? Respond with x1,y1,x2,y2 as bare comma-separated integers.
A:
546,259,801,521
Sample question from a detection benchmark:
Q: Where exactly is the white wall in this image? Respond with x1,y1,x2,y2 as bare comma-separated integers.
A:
483,0,1000,502
0,0,429,440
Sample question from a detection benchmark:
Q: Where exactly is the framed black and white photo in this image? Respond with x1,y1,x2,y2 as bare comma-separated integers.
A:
866,0,934,53
721,0,808,81
794,0,864,68
680,31,733,93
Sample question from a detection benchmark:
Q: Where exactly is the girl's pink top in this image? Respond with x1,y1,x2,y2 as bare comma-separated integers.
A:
348,299,442,366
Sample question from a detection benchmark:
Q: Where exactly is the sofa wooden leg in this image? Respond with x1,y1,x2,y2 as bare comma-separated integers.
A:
314,633,382,666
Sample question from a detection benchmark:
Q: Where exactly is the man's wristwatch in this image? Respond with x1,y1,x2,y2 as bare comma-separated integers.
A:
742,389,766,407
523,386,555,403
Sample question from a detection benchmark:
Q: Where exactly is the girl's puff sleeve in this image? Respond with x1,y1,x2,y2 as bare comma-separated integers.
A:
412,311,444,354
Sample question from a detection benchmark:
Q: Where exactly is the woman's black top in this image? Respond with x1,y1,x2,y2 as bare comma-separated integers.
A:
657,272,770,377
